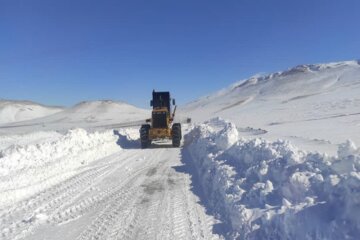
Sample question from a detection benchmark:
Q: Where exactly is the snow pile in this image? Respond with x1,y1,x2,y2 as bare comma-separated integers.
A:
184,118,360,239
0,128,121,207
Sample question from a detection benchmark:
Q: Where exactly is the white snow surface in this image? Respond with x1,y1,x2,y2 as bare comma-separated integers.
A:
0,127,221,240
184,118,360,239
0,100,63,124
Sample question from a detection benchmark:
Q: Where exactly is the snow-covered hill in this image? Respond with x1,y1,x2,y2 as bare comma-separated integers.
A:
0,100,63,124
0,100,150,134
38,100,149,125
181,60,360,153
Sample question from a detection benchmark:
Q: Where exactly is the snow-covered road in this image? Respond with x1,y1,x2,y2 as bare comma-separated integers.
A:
1,140,221,240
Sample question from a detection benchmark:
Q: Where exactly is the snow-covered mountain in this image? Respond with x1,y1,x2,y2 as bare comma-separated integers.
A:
181,60,360,153
0,100,64,124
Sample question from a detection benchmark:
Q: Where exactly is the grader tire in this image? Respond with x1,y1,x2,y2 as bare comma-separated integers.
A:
172,123,181,147
140,124,151,149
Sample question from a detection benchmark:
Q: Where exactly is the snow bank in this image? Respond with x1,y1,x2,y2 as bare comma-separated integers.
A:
184,118,360,239
0,129,121,207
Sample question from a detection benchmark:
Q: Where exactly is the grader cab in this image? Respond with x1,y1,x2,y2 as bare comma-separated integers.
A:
140,90,182,148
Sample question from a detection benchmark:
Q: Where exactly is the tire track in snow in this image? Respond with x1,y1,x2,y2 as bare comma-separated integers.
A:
1,165,113,240
182,177,218,240
75,187,139,240
170,190,189,239
49,154,142,225
1,148,130,216
107,148,220,240
154,179,172,240
133,161,169,239
107,191,142,240
167,161,220,240
1,152,142,240
74,152,165,240
2,166,107,216
51,161,146,225
107,155,170,240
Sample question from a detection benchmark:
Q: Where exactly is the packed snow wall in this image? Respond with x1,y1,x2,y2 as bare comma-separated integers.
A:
184,118,360,240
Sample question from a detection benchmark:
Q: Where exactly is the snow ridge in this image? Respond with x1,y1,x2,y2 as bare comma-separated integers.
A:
184,118,360,239
232,60,359,90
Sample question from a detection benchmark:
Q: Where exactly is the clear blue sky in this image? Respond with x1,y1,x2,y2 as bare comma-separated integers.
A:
1,0,359,108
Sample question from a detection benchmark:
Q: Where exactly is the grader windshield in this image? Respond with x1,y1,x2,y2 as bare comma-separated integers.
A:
151,91,171,112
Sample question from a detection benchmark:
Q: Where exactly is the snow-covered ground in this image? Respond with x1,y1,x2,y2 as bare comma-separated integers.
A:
1,60,359,239
0,127,221,240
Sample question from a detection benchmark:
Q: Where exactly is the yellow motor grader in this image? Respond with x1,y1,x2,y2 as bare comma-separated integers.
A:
140,90,181,148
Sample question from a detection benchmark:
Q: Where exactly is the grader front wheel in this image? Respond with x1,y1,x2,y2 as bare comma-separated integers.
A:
140,124,151,148
172,123,181,147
